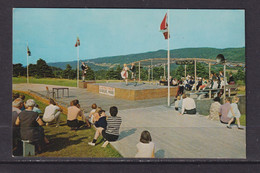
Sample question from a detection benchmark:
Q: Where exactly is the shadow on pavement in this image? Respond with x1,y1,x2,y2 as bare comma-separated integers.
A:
155,149,165,158
118,128,137,141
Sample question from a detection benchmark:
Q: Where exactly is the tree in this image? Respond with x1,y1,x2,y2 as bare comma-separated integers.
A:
106,68,118,80
85,66,95,80
51,66,63,78
153,66,164,80
28,64,37,77
234,68,245,81
172,65,184,80
13,63,26,77
62,64,76,79
36,58,54,78
137,67,148,81
95,69,107,80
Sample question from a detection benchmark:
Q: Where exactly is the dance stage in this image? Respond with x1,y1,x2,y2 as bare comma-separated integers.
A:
87,82,178,100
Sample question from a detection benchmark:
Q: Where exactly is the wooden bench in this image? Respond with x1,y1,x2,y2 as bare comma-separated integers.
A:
22,140,35,157
192,85,238,99
190,89,221,99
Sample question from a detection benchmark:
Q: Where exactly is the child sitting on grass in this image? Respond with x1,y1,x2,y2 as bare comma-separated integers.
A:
85,103,97,126
227,96,244,130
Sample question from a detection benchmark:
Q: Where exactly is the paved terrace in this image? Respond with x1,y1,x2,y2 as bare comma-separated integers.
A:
13,83,246,158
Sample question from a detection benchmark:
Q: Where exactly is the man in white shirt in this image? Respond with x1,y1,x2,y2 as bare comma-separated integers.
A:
43,99,62,127
181,93,196,115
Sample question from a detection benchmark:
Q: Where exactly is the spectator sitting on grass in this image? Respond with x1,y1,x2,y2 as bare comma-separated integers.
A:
33,104,42,114
15,99,49,153
12,93,20,101
43,99,62,127
100,106,122,148
67,99,85,130
85,103,97,127
19,95,26,111
227,96,244,130
12,98,23,154
88,109,107,146
135,130,155,158
92,107,102,124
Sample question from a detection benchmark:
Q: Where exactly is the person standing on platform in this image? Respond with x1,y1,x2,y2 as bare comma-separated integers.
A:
81,62,88,82
121,64,129,86
130,63,137,86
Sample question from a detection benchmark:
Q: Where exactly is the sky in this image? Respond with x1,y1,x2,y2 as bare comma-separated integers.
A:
13,8,245,65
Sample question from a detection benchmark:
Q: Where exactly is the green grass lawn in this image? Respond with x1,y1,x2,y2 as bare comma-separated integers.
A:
13,77,77,87
13,91,122,158
12,77,124,87
239,114,246,127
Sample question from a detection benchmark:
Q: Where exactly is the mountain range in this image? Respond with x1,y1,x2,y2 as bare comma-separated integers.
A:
47,47,245,71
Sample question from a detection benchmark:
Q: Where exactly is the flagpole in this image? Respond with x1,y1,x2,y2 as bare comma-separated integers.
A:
77,45,79,88
27,42,29,85
167,10,170,107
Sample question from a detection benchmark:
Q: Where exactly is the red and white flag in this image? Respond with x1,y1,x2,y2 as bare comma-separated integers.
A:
160,13,170,39
75,36,80,47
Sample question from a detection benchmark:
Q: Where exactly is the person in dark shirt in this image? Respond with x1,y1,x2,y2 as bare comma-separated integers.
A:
88,110,107,146
228,73,235,85
81,62,88,81
15,99,49,153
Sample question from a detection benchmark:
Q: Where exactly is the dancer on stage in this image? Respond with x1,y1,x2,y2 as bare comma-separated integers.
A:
121,64,129,86
81,62,88,82
130,63,137,86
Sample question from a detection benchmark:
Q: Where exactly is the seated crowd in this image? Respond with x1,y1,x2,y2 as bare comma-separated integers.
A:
169,71,236,99
12,93,125,156
174,90,243,129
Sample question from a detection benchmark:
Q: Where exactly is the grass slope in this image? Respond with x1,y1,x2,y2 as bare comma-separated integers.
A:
13,91,122,158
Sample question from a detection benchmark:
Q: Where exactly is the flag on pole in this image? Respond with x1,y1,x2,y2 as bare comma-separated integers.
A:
75,36,80,47
160,13,170,39
27,46,31,56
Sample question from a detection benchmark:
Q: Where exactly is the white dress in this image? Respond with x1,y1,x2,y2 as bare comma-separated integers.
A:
121,67,129,79
227,103,241,118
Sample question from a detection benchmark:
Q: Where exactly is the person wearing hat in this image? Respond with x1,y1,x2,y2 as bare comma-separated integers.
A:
15,99,49,153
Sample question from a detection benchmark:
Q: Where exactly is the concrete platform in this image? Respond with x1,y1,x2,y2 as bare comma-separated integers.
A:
112,105,246,158
78,80,95,88
13,84,246,158
87,82,178,100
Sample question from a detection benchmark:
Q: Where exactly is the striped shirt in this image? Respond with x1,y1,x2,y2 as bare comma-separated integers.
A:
105,116,122,136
